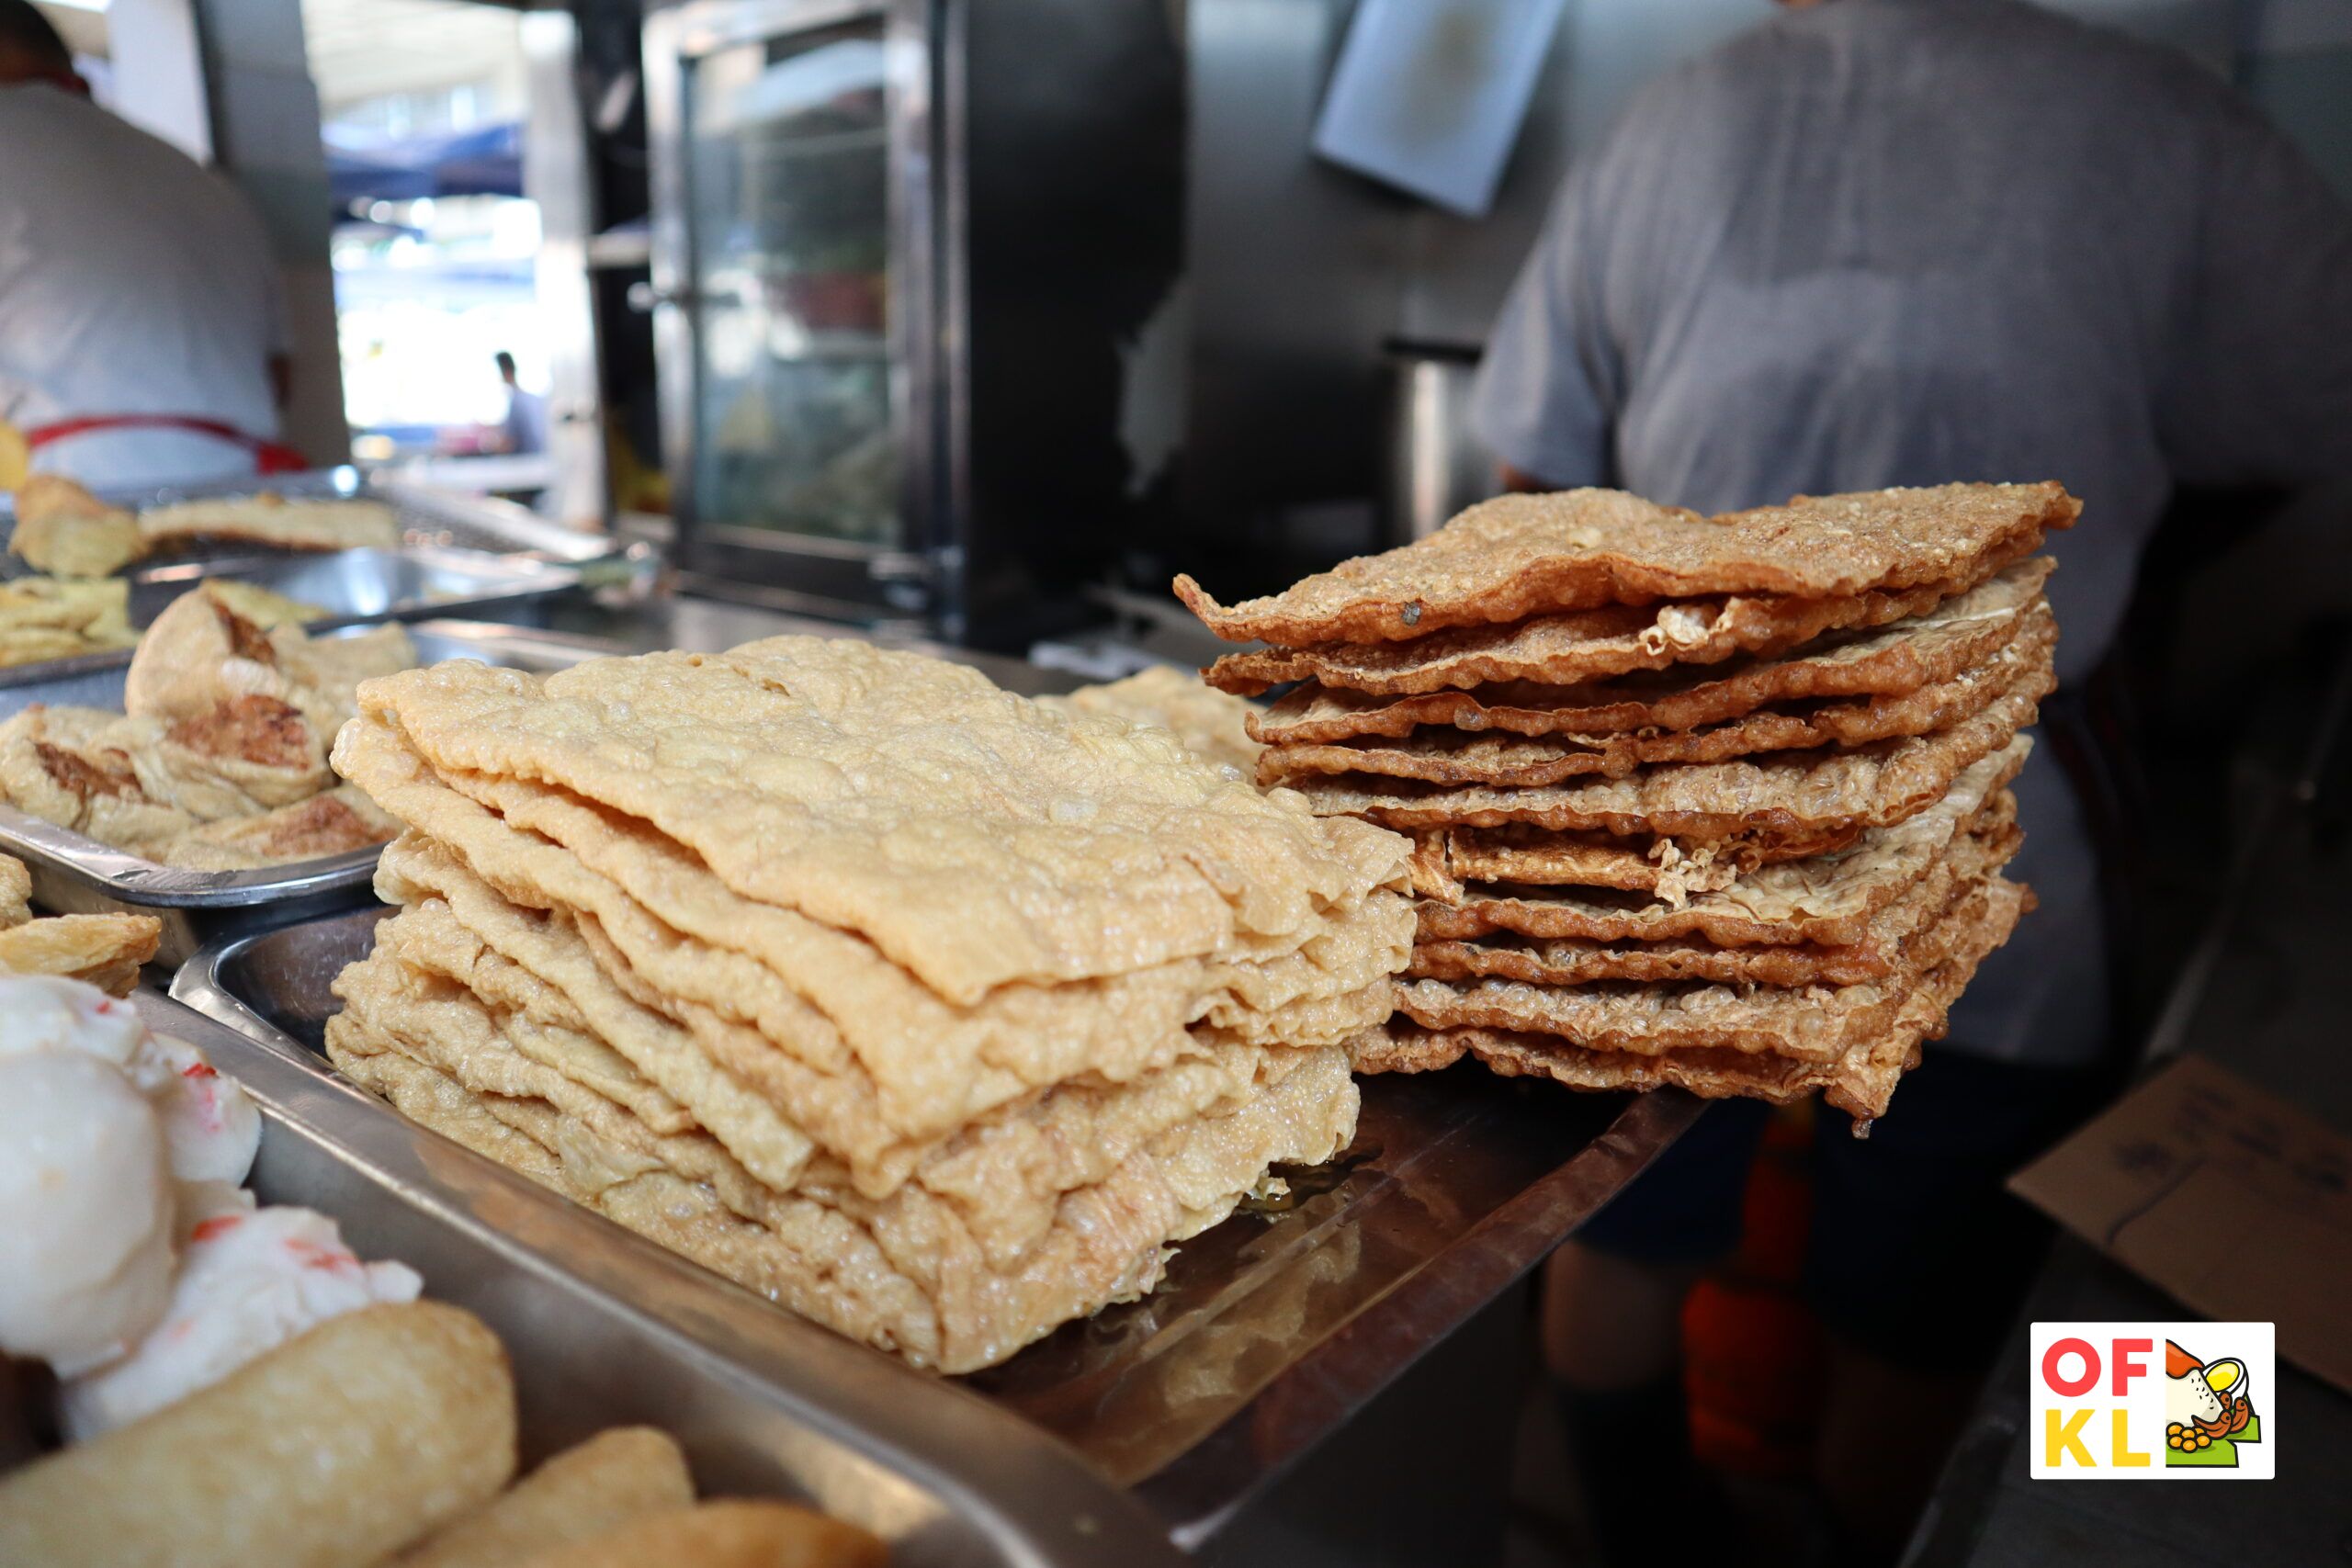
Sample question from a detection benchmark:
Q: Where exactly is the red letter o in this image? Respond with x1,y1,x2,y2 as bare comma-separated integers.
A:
2042,1337,2099,1398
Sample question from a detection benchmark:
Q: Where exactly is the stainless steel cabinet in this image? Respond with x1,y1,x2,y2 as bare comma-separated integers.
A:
645,0,1182,647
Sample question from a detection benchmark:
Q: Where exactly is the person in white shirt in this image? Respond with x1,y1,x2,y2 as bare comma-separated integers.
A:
0,0,298,490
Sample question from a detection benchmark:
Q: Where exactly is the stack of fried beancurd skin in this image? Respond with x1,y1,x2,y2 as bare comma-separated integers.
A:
322,635,1412,1371
1178,482,2075,1129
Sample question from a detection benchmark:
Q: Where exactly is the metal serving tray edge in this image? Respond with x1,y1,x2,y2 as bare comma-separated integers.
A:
175,909,1707,1544
0,620,626,964
128,987,1182,1568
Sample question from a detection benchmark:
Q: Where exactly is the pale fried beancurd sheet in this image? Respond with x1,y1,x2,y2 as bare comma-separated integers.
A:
1291,674,2043,841
1039,665,1265,778
1177,482,2078,646
1260,606,2054,789
1411,806,2022,988
1415,739,2030,948
1394,873,2030,1062
328,961,1359,1372
345,637,1410,1004
1249,561,2054,745
335,716,1404,1192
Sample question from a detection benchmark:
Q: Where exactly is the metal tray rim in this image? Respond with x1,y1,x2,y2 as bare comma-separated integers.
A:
138,985,1182,1566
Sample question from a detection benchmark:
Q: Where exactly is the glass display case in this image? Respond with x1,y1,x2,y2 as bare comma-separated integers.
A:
644,0,1183,646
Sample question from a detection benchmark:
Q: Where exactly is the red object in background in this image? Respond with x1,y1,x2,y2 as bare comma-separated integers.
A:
1683,1107,1826,1479
26,414,309,475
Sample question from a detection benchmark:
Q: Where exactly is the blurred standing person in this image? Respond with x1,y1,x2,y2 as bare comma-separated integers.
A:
493,352,547,457
1470,0,2352,1562
0,0,299,490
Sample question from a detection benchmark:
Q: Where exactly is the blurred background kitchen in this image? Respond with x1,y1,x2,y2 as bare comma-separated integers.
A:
10,2,2350,1563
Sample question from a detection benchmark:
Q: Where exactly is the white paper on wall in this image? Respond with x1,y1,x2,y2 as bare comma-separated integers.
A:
1311,0,1567,220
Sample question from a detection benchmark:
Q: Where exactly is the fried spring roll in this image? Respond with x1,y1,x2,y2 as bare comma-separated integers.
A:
516,1499,888,1568
396,1427,694,1568
0,1302,515,1568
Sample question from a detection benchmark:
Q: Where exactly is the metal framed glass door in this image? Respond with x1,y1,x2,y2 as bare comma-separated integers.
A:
645,0,934,622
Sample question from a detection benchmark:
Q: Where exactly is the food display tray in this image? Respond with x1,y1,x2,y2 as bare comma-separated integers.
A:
173,910,1705,1545
0,465,616,564
0,621,623,965
0,468,637,691
123,988,1180,1568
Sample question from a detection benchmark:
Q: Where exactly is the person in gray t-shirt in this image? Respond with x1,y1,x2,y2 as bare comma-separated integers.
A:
1471,0,2352,1558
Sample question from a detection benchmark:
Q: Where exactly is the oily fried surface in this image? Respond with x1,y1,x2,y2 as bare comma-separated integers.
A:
1292,674,2043,840
0,575,137,668
346,636,1409,1003
328,968,1358,1373
1415,740,2029,947
1177,482,2076,646
1039,664,1263,777
1261,610,2053,789
1407,822,1857,904
1412,810,2024,987
1363,918,1998,1125
164,784,397,870
0,911,162,995
9,475,146,578
1395,873,2029,1061
1250,563,2053,743
137,493,401,553
1204,528,2045,697
0,851,28,927
0,588,414,866
335,716,1403,1176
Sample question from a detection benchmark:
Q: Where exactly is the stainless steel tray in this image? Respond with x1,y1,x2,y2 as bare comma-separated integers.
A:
175,909,1704,1544
0,464,615,563
0,620,624,965
122,987,1179,1568
0,468,634,692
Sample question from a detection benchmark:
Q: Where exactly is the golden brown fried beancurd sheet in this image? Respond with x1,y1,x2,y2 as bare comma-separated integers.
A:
394,1427,695,1568
1416,741,2029,948
1407,822,1860,904
1202,531,2052,703
0,912,164,995
1413,812,2023,988
0,1303,515,1568
8,474,146,578
1294,674,2043,841
346,637,1408,1004
1261,611,2052,789
1178,482,2077,646
1251,564,2052,745
513,1500,886,1568
1367,921,2002,1126
136,492,402,554
0,852,28,927
1396,874,2029,1062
